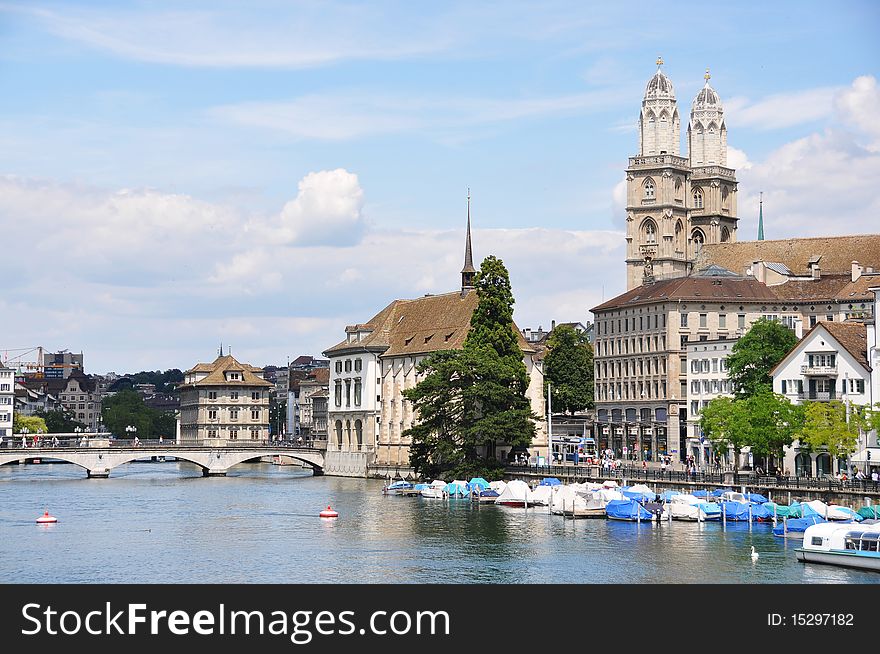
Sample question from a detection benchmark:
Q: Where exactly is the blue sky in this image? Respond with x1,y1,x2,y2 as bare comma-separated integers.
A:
1,1,878,373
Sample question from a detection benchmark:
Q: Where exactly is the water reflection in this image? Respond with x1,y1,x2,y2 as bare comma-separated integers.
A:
0,461,876,584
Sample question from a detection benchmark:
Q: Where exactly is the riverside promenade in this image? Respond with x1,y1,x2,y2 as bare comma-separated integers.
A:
505,463,880,506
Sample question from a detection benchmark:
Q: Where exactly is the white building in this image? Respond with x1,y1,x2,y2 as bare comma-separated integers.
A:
178,353,272,445
772,321,872,476
0,365,14,440
685,338,736,464
322,210,547,478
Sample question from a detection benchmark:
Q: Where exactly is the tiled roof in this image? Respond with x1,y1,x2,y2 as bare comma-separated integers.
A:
822,322,869,371
592,274,778,312
183,355,272,387
324,290,535,358
698,234,880,276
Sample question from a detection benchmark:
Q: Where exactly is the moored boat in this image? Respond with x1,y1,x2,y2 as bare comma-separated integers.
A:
605,499,656,522
494,479,534,507
796,522,880,571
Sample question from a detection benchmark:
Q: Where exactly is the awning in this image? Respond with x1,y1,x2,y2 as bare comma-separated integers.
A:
851,447,880,463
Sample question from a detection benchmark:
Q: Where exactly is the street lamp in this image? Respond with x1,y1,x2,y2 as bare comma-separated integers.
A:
125,424,138,445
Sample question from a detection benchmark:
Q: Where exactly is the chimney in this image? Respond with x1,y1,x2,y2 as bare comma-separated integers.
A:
752,260,766,284
551,320,556,331
852,261,863,282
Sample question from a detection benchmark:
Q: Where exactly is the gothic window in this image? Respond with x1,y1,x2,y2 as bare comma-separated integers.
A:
692,229,705,252
721,226,730,242
643,219,657,244
693,188,704,209
644,178,655,200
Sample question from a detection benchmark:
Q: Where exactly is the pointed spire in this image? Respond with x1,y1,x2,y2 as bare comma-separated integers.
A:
461,187,476,293
758,192,765,241
656,55,664,68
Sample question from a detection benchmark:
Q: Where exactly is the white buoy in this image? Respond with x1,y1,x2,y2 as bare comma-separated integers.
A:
36,510,57,524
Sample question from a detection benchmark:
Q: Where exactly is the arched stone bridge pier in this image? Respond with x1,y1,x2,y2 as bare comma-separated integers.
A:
0,445,325,479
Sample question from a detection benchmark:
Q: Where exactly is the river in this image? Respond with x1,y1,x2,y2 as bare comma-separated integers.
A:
1,460,877,584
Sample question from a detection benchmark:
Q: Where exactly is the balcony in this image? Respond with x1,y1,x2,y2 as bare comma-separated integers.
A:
800,364,837,376
798,391,837,401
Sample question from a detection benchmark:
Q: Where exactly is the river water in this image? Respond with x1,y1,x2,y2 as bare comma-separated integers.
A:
1,460,877,584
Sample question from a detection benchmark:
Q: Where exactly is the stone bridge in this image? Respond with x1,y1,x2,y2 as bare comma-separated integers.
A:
0,443,325,478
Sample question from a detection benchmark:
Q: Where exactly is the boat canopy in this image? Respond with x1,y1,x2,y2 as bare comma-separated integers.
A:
445,480,470,497
745,493,768,503
530,485,554,505
605,499,654,521
540,477,562,486
489,480,507,492
720,501,772,521
659,490,681,501
857,506,880,520
763,502,795,518
429,480,447,489
467,478,490,491
773,515,824,537
494,479,532,504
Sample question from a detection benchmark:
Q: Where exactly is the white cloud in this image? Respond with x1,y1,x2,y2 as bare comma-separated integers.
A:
0,171,625,372
210,88,628,141
724,86,838,130
726,146,752,171
277,169,365,246
10,4,451,68
834,75,880,151
611,177,627,225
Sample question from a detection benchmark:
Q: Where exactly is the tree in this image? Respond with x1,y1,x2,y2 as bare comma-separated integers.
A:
743,388,804,468
727,317,798,398
699,397,751,470
801,401,860,460
101,389,175,439
404,256,537,479
543,324,594,415
35,408,86,433
12,414,48,434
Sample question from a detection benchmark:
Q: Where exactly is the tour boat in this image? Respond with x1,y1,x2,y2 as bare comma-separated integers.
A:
796,522,880,571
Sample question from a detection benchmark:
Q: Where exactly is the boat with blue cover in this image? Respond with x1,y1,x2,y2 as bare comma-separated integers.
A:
773,514,825,538
605,499,657,522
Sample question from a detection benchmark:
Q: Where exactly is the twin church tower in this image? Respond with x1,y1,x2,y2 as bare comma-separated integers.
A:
625,58,739,290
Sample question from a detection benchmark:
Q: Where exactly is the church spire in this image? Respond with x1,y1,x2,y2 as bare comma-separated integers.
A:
461,188,476,293
758,192,765,241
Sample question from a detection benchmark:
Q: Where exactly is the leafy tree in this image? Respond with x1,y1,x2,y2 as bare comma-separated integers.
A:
699,397,751,470
404,256,536,480
13,414,48,434
744,388,804,467
543,324,594,414
101,389,176,439
727,317,798,398
35,409,86,433
801,400,860,460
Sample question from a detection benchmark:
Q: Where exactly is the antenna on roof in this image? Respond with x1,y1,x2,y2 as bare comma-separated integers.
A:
758,192,764,241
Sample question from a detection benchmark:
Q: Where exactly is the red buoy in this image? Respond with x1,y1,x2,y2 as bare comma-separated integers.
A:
36,511,57,524
319,505,339,519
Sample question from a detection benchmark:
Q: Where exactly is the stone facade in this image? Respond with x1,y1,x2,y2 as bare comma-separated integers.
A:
0,366,13,439
626,62,738,290
685,338,736,464
178,354,271,445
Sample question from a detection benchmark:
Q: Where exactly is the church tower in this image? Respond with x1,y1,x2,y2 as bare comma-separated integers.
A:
625,58,691,290
686,69,738,252
461,189,476,294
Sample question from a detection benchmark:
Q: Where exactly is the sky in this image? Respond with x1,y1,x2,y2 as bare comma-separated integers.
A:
1,1,878,375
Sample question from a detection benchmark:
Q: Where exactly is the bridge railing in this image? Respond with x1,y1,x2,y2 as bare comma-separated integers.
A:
0,436,322,451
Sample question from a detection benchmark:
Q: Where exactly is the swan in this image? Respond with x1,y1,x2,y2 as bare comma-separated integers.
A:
750,546,759,561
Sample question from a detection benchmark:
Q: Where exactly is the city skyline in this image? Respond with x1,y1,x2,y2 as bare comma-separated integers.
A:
1,1,878,373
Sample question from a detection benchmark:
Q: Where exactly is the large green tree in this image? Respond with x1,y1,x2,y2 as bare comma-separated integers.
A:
744,388,804,467
543,324,594,415
727,317,798,398
404,256,536,480
699,397,751,470
101,389,176,439
800,400,860,460
12,414,48,434
35,408,86,433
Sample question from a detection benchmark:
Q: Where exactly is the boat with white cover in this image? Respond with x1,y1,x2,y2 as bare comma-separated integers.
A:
796,522,880,571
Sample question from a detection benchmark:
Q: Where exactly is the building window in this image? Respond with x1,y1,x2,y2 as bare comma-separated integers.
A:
354,359,362,372
354,379,362,406
644,178,655,199
681,313,689,328
251,410,260,420
699,313,707,328
208,410,217,420
644,220,657,244
231,391,239,400
719,313,726,329
230,430,238,440
692,229,705,252
738,314,746,330
251,391,260,401
230,410,239,420
693,188,703,209
345,380,352,407
721,226,730,242
335,361,342,373
208,391,217,400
